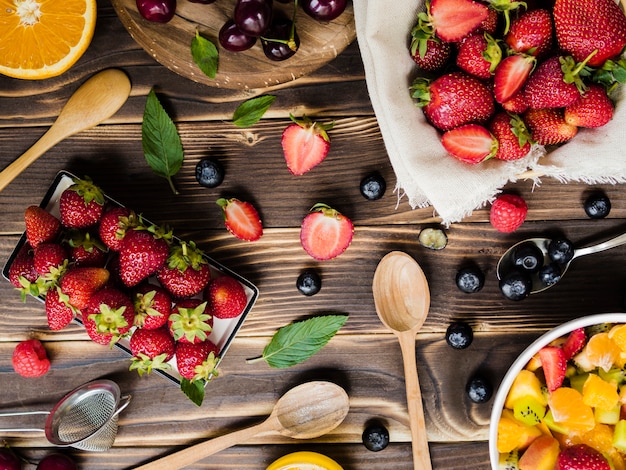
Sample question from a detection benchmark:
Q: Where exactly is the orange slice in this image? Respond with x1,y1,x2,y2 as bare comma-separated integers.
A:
548,387,595,434
585,332,622,372
0,0,96,79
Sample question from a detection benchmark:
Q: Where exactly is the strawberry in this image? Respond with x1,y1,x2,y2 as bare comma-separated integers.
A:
501,91,529,114
561,327,586,360
129,326,175,376
410,72,495,131
538,345,567,392
488,112,532,161
564,83,614,128
300,203,354,260
66,230,108,268
553,0,626,67
118,226,171,287
33,242,68,276
83,286,135,346
281,115,334,176
45,287,76,331
60,266,110,310
133,283,172,330
487,0,526,35
24,205,61,248
440,124,497,164
524,108,578,145
556,444,611,470
410,13,453,72
8,243,37,289
59,178,105,229
456,33,502,80
204,275,247,319
490,193,527,233
479,8,499,35
505,9,553,58
12,339,50,378
428,0,489,42
175,340,220,381
493,54,536,104
98,206,136,251
524,55,589,109
168,299,213,343
216,198,263,242
157,240,211,298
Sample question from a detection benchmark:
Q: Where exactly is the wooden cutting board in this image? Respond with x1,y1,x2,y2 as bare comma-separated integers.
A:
110,0,356,89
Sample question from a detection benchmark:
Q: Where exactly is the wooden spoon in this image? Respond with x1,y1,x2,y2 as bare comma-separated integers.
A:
372,251,432,470
0,69,131,192
133,381,349,470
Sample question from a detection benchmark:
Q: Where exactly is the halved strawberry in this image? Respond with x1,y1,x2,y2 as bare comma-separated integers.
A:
300,203,354,260
429,0,489,42
281,115,334,176
561,327,587,360
493,54,536,104
216,198,263,242
441,124,497,164
538,346,567,392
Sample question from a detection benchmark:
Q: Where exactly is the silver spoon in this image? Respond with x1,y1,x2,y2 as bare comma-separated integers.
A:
497,232,626,294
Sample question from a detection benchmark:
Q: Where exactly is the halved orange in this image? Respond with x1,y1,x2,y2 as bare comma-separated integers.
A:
0,0,96,79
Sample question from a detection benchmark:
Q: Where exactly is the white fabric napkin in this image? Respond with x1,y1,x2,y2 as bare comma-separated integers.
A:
353,0,626,225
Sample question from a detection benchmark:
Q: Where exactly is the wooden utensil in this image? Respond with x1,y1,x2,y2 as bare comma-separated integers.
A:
372,251,432,470
0,69,131,193
133,381,349,470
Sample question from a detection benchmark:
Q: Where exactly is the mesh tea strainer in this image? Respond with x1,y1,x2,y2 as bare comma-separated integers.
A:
0,379,131,452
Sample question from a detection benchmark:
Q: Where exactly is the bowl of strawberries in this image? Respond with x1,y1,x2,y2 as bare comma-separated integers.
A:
489,313,626,470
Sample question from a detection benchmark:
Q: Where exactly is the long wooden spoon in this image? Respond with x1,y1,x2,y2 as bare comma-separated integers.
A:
372,251,432,470
0,68,131,192
134,381,349,470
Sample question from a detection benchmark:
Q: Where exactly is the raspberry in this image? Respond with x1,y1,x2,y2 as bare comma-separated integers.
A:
490,194,528,233
12,339,51,378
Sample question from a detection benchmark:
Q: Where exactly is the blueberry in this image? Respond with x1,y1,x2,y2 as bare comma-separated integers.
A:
499,269,532,301
296,269,321,296
362,422,390,452
512,242,544,273
360,173,386,200
466,375,493,403
446,322,473,349
195,158,225,188
455,266,485,293
584,192,611,219
538,262,562,287
547,238,574,264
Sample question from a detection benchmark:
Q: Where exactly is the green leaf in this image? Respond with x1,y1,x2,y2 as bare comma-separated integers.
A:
232,95,276,127
191,31,218,79
248,315,348,368
180,378,205,406
142,89,184,194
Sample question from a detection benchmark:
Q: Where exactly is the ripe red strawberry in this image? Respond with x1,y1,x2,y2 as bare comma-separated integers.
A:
33,242,68,276
175,340,220,381
157,241,211,298
524,108,578,145
488,112,532,161
561,327,586,360
501,91,529,114
12,339,50,378
45,287,76,331
204,275,247,319
524,55,587,109
129,326,175,376
8,243,38,289
553,0,626,67
428,0,489,42
118,227,171,287
59,178,105,229
98,206,136,251
505,9,553,58
66,230,108,268
411,72,495,131
83,286,135,345
490,193,528,233
539,345,567,391
556,444,611,470
410,36,452,72
564,84,614,128
456,33,502,80
281,115,334,175
300,203,354,260
24,205,61,248
168,298,213,343
493,54,536,104
479,8,499,35
216,198,263,242
133,283,172,330
441,124,497,164
60,266,110,310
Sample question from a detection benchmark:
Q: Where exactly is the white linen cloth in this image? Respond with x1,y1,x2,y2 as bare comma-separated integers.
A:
353,0,626,225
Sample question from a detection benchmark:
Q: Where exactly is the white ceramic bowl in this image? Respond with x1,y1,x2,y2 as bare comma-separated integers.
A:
489,313,626,469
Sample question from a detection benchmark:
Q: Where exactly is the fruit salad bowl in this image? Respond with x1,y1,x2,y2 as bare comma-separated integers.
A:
489,313,626,470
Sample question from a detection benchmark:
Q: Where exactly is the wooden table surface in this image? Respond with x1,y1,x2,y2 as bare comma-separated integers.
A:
2,2,626,469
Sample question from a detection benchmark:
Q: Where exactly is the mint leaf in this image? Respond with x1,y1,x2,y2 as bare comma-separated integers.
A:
191,31,218,79
142,89,184,194
180,378,205,406
232,95,276,127
248,315,348,368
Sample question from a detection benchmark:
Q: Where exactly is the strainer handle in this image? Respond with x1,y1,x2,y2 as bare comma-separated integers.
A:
0,410,49,432
113,394,132,418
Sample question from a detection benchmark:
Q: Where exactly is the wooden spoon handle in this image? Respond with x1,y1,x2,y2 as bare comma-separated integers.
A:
398,332,432,470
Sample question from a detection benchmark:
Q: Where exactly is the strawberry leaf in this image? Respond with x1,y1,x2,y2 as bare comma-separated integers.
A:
191,30,218,79
233,95,276,127
180,378,205,406
142,89,184,195
247,315,348,368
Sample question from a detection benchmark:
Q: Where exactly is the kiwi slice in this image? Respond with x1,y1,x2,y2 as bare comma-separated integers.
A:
498,449,520,470
418,227,448,250
513,396,546,425
613,419,626,452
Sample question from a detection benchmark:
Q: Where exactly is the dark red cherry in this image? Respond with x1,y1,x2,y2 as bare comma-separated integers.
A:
219,19,257,52
301,0,347,21
234,0,273,37
261,15,299,61
136,0,176,22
